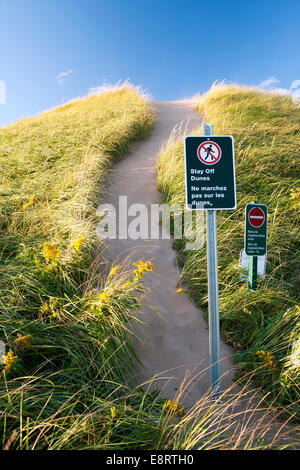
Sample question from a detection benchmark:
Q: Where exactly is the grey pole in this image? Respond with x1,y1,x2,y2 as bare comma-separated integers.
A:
203,123,221,397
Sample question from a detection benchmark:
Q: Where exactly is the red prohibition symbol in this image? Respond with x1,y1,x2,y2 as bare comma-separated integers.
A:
248,207,265,227
197,141,222,165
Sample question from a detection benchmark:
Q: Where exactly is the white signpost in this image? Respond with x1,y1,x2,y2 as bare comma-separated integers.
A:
184,124,236,397
239,249,266,279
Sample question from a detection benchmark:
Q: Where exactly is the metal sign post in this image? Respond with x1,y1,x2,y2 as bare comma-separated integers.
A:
203,124,220,397
184,125,236,398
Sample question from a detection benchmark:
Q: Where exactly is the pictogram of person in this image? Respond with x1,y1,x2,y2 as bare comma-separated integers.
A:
204,144,215,161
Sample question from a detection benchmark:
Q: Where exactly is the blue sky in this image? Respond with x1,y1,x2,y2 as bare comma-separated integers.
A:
1,0,300,126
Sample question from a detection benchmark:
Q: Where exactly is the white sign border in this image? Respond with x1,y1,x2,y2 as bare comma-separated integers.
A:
184,135,237,211
244,202,268,256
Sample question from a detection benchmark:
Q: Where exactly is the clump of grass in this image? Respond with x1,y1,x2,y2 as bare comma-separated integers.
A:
0,84,153,245
163,381,299,450
157,85,300,418
0,85,158,449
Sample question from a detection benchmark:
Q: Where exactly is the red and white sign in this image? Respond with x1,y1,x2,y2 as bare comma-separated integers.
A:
197,141,222,165
248,207,265,227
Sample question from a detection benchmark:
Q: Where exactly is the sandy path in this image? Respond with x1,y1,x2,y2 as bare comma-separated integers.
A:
102,101,234,408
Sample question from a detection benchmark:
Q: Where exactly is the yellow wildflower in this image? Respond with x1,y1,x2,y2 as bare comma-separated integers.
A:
296,305,300,312
22,195,36,210
256,350,279,376
2,350,18,373
290,188,300,207
133,261,154,275
72,237,86,252
144,261,154,272
109,265,121,277
121,281,131,290
264,352,279,376
40,301,58,318
176,288,186,294
45,264,58,274
14,334,34,351
28,195,36,204
43,243,61,262
110,406,117,419
40,303,50,315
98,292,110,303
163,399,185,418
255,350,266,359
290,188,300,200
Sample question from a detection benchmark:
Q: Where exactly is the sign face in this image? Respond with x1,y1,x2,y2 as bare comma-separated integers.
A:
245,203,268,256
248,206,265,227
197,141,222,165
184,136,236,210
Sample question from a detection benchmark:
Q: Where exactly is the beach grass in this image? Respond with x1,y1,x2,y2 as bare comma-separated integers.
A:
0,84,161,449
157,84,300,420
1,82,299,449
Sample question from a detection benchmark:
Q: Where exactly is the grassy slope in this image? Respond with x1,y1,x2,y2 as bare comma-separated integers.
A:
0,87,153,246
157,86,300,417
0,87,171,449
1,84,298,450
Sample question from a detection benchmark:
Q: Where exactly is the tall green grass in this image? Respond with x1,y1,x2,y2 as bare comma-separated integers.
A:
0,85,161,449
157,85,300,418
1,83,298,450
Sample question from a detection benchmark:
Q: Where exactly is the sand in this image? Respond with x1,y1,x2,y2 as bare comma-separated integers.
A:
101,100,235,408
98,101,300,447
